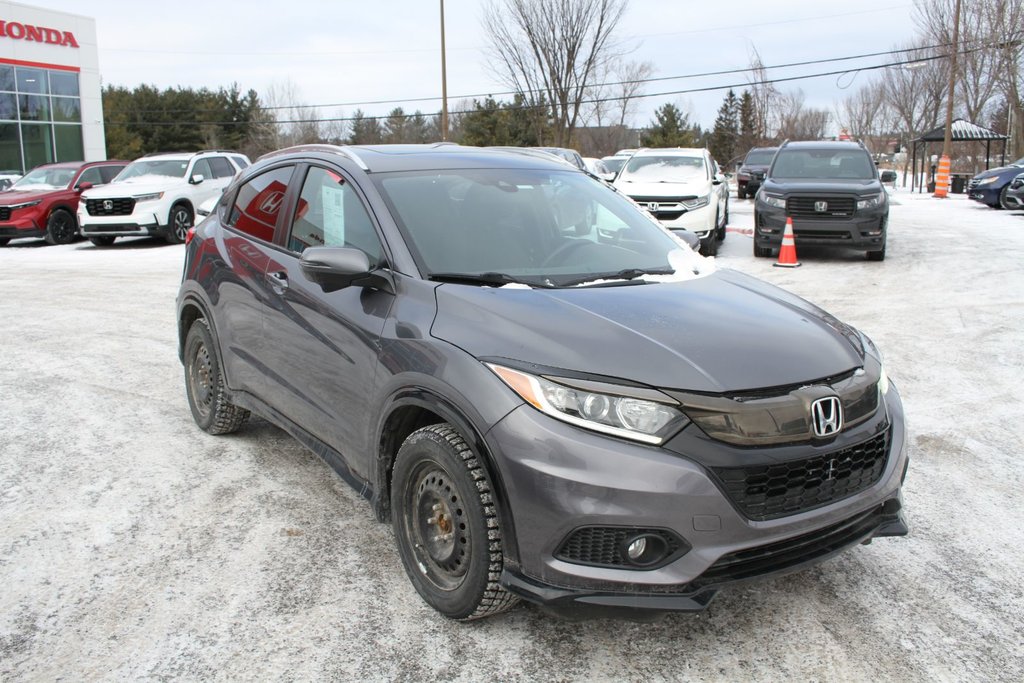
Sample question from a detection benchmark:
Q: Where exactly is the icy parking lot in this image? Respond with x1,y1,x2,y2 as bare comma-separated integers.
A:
1,191,1022,681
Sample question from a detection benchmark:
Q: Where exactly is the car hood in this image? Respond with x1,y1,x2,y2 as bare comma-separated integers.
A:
431,269,865,393
972,165,1023,180
615,179,710,199
762,178,881,195
83,177,183,198
0,189,59,204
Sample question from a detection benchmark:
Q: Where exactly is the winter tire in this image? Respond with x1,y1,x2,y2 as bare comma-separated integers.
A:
184,319,250,434
45,209,78,245
392,423,518,620
999,185,1014,210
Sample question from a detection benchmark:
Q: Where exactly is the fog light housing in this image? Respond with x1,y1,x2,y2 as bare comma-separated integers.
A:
555,526,690,570
622,533,669,567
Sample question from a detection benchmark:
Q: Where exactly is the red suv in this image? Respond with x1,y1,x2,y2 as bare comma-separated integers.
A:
0,161,128,246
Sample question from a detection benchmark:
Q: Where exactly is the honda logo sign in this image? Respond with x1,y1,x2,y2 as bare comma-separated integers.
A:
811,397,843,437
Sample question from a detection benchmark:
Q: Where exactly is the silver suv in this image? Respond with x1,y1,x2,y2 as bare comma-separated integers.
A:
78,150,249,246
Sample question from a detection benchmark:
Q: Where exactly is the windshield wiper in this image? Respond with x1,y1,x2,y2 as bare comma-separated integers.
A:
428,272,555,288
560,267,675,287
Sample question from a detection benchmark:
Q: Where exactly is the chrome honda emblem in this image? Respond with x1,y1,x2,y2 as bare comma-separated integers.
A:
811,397,843,437
103,200,113,211
814,200,828,212
646,201,659,212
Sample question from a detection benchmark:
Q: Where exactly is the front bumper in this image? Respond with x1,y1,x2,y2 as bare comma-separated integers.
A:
77,209,167,238
0,220,44,240
967,184,1001,206
486,386,908,615
755,203,886,251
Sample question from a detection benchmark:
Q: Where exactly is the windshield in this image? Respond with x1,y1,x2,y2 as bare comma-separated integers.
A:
771,149,875,180
744,150,776,166
10,167,75,190
373,169,703,287
115,159,189,181
602,157,627,174
618,155,707,183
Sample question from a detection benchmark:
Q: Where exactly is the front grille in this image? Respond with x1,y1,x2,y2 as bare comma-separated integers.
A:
86,197,136,216
792,228,851,240
787,196,855,218
750,171,765,181
556,527,684,568
82,224,141,233
711,430,890,521
694,503,891,586
0,207,10,221
967,179,980,191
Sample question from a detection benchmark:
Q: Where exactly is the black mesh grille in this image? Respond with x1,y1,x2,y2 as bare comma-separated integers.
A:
786,196,855,218
792,228,852,240
694,503,890,586
86,197,136,216
0,207,11,221
711,431,890,521
556,527,683,567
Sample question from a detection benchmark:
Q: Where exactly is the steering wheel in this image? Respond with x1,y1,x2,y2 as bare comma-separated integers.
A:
542,239,594,267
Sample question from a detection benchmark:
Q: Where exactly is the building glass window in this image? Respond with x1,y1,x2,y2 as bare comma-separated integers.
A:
0,123,22,171
54,125,84,162
48,71,79,97
0,65,84,172
21,123,54,168
16,68,46,94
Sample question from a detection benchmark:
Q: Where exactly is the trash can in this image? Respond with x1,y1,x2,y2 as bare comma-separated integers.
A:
951,174,967,194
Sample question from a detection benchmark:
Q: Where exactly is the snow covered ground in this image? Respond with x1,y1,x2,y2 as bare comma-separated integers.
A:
1,190,1022,681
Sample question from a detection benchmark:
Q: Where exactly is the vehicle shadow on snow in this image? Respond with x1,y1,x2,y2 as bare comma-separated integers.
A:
74,236,178,251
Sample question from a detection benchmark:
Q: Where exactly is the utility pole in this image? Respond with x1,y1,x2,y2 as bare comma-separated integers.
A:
440,0,449,141
934,0,961,198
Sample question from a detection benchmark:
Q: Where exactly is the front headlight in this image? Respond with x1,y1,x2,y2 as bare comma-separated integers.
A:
856,192,885,210
133,192,164,202
681,194,710,210
976,176,999,186
487,363,687,444
762,194,785,209
879,364,890,396
10,200,41,210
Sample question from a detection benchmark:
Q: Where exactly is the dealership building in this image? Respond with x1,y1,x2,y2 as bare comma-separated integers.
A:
0,1,104,174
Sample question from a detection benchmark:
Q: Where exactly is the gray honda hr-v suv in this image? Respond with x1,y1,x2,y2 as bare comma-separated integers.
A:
177,144,908,620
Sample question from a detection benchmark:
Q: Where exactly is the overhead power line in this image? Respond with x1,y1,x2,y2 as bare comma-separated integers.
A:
105,41,999,128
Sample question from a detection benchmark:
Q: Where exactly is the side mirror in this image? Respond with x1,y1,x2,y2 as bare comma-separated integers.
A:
598,172,616,182
76,181,93,192
189,173,205,185
670,228,701,252
299,246,393,293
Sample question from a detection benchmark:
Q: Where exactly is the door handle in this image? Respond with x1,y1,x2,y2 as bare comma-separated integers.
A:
267,270,289,291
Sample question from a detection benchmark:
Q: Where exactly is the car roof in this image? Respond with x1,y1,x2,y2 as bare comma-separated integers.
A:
631,148,707,157
260,143,581,174
780,141,866,151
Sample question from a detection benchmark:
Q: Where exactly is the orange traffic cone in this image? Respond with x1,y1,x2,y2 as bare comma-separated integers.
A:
774,217,801,268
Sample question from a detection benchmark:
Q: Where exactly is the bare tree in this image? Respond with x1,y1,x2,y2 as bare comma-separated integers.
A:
581,60,653,155
482,0,628,146
746,47,779,145
979,0,1024,156
775,90,830,140
835,82,886,151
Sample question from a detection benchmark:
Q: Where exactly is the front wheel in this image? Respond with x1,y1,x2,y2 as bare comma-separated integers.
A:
737,186,746,200
867,246,886,261
0,238,9,247
184,319,250,434
45,209,78,245
392,424,518,620
165,204,193,244
999,185,1014,210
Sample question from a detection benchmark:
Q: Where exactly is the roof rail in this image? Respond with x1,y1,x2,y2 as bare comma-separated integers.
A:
257,144,370,171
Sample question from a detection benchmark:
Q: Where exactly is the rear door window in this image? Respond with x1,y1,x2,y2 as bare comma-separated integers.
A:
209,156,236,179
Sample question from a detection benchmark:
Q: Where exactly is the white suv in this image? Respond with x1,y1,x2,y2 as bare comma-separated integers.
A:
78,151,249,246
613,147,729,256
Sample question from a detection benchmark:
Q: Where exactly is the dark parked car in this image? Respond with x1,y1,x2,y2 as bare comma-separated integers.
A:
0,160,127,246
968,158,1024,208
754,140,889,261
177,144,908,620
736,147,778,199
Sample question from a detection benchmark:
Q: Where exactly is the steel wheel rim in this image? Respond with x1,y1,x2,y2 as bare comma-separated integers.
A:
407,462,470,591
188,341,214,418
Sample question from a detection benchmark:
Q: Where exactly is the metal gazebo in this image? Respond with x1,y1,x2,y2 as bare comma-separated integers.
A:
910,119,1009,193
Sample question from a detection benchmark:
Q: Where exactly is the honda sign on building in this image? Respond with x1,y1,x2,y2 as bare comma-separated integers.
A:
0,1,105,173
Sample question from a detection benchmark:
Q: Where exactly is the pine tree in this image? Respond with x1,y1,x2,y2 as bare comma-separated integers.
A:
737,90,759,152
640,103,698,148
348,110,383,144
709,89,739,166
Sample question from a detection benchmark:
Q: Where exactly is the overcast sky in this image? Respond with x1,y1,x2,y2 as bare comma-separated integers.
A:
32,0,922,133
